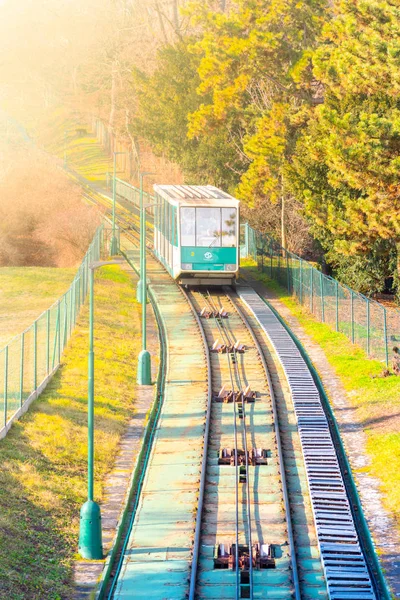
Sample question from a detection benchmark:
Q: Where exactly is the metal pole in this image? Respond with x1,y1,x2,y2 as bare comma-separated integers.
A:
350,291,355,343
46,310,50,374
78,266,103,560
58,302,61,364
63,296,68,349
142,222,147,351
383,307,388,366
20,333,24,408
137,199,151,385
33,321,37,390
366,300,370,356
321,272,325,322
299,260,303,304
335,280,339,331
52,305,60,370
136,173,144,303
286,251,290,292
111,152,117,255
88,269,94,502
4,346,8,427
310,268,314,313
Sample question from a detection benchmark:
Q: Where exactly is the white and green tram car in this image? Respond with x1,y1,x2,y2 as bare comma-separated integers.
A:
153,185,240,286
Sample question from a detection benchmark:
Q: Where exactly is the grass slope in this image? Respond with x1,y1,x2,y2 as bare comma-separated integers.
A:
0,265,141,599
0,267,76,347
39,110,113,183
242,263,400,531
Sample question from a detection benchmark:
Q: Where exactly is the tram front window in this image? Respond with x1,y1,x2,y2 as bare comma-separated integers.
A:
180,206,237,247
221,208,236,247
196,208,221,247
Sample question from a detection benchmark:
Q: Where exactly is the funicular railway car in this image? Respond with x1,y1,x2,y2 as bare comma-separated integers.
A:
153,184,240,285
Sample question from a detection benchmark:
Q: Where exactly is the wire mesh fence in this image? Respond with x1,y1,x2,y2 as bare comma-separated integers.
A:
0,224,105,439
240,223,399,365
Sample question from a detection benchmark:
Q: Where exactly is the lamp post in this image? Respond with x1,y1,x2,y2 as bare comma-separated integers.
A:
137,171,155,385
136,171,154,303
78,259,122,560
110,151,126,256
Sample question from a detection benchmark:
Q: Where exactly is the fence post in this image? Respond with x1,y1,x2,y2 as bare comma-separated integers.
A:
351,291,355,344
270,241,273,278
320,272,325,322
383,307,388,366
69,289,73,337
4,346,8,426
366,300,370,357
20,333,25,408
58,302,61,364
299,260,303,304
63,297,68,349
335,280,339,331
310,268,314,313
77,276,81,316
244,222,249,258
46,310,50,375
33,321,37,391
286,251,290,292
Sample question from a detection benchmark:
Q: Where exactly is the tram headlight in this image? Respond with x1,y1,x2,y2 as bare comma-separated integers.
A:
181,263,193,270
225,264,237,271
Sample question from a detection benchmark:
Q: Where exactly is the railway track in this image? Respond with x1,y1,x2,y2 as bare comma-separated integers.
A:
75,174,385,599
185,288,328,600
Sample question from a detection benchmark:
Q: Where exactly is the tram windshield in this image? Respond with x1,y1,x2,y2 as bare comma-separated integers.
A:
180,207,237,247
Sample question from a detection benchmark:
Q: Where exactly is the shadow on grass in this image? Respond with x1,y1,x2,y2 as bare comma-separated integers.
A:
0,425,77,600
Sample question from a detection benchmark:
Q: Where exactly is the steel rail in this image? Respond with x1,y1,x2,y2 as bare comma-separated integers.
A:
104,269,168,599
226,290,302,600
205,290,253,600
202,290,241,599
180,288,213,600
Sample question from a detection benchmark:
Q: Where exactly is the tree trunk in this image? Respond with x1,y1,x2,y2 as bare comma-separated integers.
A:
125,108,141,179
172,0,179,33
155,1,168,44
281,194,286,250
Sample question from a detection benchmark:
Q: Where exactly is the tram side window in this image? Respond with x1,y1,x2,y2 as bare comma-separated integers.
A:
196,208,221,247
221,208,237,247
172,206,177,246
181,207,195,245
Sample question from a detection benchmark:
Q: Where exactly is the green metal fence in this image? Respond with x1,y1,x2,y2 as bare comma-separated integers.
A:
242,223,399,365
0,225,105,439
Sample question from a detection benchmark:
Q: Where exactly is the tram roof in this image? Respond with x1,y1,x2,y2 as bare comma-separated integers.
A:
153,184,239,207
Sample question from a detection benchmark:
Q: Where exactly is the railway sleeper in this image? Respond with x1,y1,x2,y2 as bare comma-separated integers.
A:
213,385,257,403
213,542,276,571
199,306,229,319
210,339,246,353
218,447,269,466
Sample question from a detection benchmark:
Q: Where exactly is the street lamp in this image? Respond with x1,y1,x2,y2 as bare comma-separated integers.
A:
110,151,126,256
78,258,123,560
136,171,155,303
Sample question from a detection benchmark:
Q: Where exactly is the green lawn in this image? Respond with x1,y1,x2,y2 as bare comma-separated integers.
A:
241,262,400,532
0,265,141,599
0,267,76,347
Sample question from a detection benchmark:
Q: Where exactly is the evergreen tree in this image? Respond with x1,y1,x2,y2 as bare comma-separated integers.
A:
292,0,400,278
133,40,241,188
